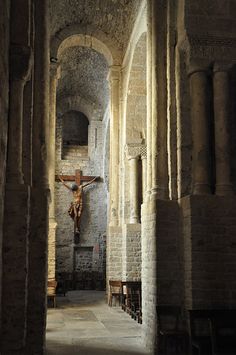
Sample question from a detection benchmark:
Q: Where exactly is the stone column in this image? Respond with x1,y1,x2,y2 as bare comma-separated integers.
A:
128,155,139,223
7,45,32,184
48,62,61,281
26,0,50,352
109,65,121,226
146,0,152,196
213,62,233,196
141,154,147,202
189,61,211,195
1,44,32,352
151,0,168,199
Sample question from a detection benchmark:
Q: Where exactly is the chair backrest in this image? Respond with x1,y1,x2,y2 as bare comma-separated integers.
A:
126,281,141,293
157,305,182,331
109,280,122,294
47,280,57,295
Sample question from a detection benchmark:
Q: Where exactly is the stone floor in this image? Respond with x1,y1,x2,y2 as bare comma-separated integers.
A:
46,290,150,355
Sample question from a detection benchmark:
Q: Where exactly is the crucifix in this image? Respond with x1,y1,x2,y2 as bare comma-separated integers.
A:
55,170,99,235
55,169,97,186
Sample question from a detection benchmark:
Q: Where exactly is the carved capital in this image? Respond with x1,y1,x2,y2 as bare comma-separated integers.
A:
187,58,210,76
213,61,233,73
10,45,32,82
108,65,121,82
125,143,147,160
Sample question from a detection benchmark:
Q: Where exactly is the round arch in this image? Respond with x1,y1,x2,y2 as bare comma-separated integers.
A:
57,95,103,122
125,32,147,144
50,24,122,66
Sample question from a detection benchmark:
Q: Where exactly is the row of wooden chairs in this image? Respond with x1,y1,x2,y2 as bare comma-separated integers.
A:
156,306,236,355
108,280,142,323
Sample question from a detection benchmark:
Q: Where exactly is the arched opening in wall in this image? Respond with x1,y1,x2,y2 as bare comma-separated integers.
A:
61,110,89,159
45,2,150,354
53,42,110,300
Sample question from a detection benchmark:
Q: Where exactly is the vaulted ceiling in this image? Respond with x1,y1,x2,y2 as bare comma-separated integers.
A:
50,0,142,118
57,46,109,112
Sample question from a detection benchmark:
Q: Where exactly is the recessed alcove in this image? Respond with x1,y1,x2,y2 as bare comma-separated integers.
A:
61,110,89,159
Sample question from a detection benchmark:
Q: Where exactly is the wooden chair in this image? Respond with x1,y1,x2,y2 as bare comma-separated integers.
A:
157,305,188,354
47,279,57,308
210,310,236,355
188,310,213,355
108,280,122,306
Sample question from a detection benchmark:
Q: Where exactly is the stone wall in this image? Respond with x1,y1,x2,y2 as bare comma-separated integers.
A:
0,0,9,335
185,0,236,38
122,224,141,281
107,226,123,281
182,195,236,309
141,198,183,351
141,197,157,352
55,112,108,288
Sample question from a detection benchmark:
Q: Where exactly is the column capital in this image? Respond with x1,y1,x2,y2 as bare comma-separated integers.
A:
213,61,233,73
10,45,32,82
50,62,61,80
125,143,146,160
187,59,210,77
108,65,121,82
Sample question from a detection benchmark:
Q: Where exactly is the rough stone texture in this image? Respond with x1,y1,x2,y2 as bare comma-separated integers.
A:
185,0,236,38
107,227,123,282
122,224,141,281
141,197,157,353
0,0,9,332
126,33,146,141
181,195,236,309
55,107,108,286
2,185,30,350
50,0,142,53
141,198,183,352
156,200,183,306
57,46,109,114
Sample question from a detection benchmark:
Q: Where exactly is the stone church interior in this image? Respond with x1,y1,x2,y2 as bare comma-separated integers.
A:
1,0,236,354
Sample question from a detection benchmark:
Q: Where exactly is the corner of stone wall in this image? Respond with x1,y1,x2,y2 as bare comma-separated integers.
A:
141,197,182,353
180,194,236,309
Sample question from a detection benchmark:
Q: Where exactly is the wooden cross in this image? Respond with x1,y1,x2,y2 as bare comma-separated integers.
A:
55,169,97,185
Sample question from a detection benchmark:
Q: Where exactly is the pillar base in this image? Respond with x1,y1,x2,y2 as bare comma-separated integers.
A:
193,183,211,195
215,184,234,196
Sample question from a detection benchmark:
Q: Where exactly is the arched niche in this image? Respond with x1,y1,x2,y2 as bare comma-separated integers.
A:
61,110,89,159
124,32,147,223
57,95,102,121
126,32,147,144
